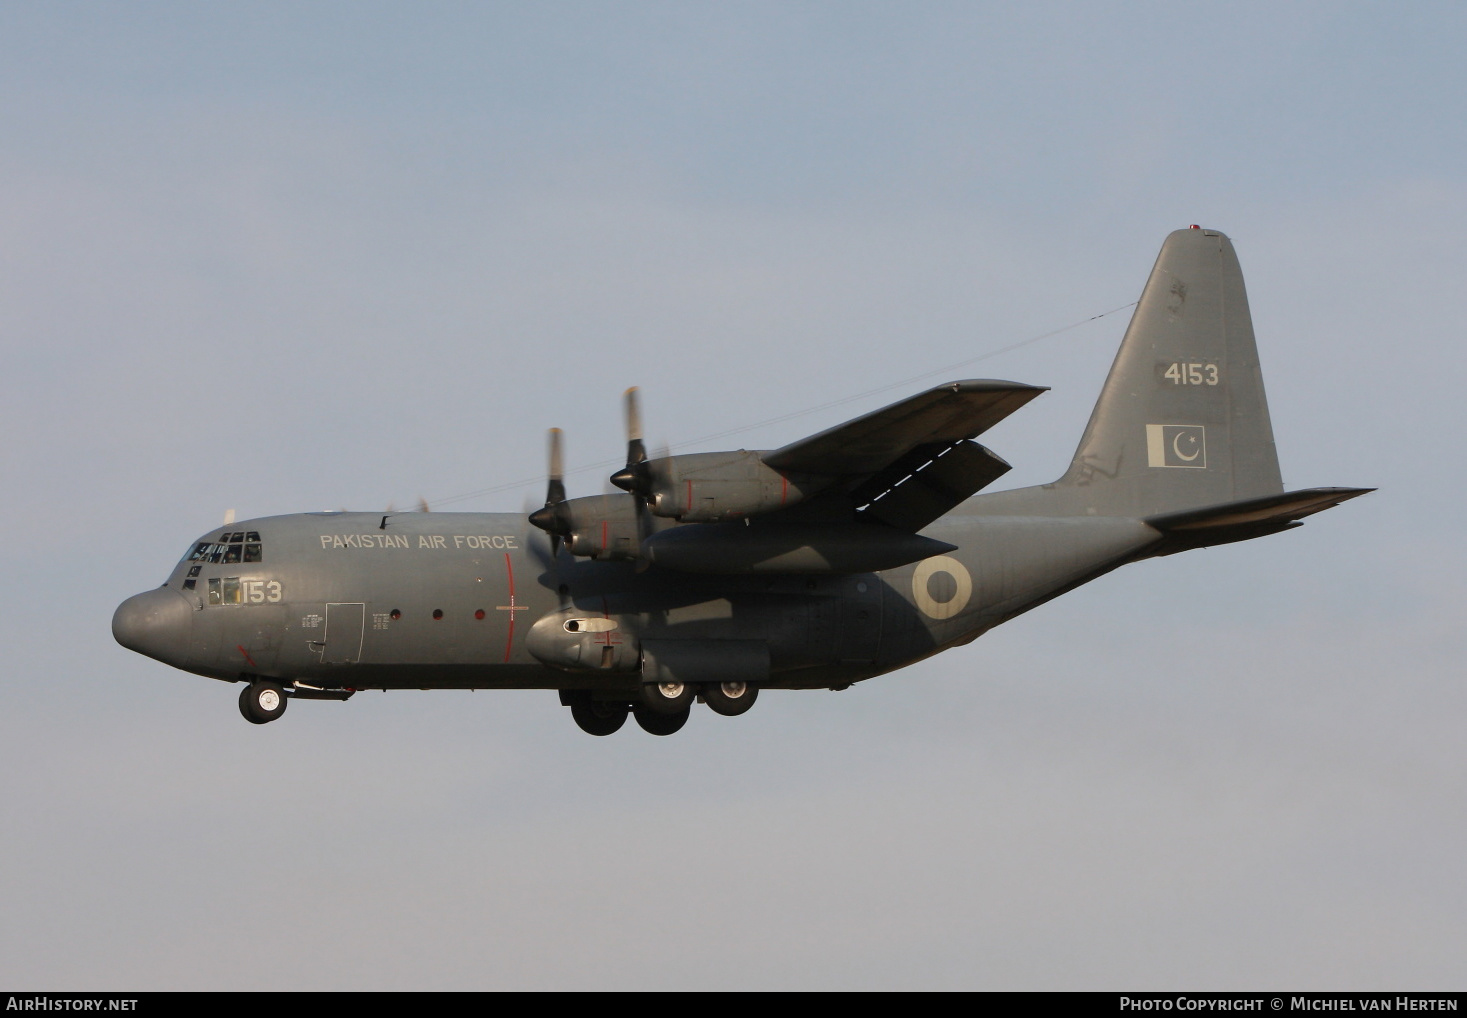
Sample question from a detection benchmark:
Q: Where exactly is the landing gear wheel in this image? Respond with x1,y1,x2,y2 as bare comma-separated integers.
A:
640,680,696,715
571,701,629,736
634,704,690,736
238,680,288,725
703,680,758,717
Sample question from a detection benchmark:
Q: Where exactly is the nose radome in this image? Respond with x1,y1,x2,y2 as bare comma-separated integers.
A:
113,587,194,665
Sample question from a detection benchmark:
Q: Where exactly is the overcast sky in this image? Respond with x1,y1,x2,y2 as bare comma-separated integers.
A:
2,2,1463,990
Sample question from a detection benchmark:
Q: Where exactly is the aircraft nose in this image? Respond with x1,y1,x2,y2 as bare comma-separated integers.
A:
113,587,194,664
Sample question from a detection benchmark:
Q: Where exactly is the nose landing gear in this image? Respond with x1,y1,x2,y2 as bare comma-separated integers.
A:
238,680,288,725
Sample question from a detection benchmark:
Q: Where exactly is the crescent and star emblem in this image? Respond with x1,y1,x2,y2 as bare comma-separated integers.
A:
1172,431,1201,462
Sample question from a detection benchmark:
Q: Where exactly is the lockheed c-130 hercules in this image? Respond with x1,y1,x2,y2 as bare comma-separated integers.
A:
113,227,1370,736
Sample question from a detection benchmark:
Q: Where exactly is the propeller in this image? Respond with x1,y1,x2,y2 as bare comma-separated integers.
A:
528,427,571,557
607,387,661,570
609,387,651,498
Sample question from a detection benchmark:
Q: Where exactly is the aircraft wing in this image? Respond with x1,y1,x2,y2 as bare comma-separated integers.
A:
762,380,1047,475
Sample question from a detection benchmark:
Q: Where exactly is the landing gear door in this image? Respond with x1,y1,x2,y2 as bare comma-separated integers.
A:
323,603,365,664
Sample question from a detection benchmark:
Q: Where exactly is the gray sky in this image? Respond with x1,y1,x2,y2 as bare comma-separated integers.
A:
1,2,1463,990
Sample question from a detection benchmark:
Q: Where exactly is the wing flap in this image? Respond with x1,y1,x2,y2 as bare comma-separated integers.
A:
854,440,1012,532
763,380,1046,475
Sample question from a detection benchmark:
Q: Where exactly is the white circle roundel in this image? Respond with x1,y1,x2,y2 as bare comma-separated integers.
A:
911,556,973,620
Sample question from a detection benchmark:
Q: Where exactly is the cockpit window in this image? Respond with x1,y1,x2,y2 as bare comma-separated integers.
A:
187,533,265,565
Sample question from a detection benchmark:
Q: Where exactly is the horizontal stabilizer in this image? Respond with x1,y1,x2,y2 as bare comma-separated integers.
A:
764,380,1046,475
1144,486,1373,554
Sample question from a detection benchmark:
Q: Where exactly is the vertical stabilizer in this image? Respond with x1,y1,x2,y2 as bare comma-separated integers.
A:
1053,227,1283,517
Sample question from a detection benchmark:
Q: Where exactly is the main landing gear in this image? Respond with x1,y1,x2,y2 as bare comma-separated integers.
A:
703,680,757,716
562,682,760,736
570,700,629,736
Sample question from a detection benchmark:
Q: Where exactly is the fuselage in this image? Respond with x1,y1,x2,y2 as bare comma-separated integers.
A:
112,504,1162,695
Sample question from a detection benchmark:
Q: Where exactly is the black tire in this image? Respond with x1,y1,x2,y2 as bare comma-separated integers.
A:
703,680,759,717
640,680,696,715
238,681,288,725
571,701,629,736
634,704,689,736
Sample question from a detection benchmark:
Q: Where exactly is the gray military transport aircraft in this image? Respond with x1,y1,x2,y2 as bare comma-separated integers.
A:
114,227,1370,736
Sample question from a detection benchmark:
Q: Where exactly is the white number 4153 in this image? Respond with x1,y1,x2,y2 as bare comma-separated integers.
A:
1164,362,1219,386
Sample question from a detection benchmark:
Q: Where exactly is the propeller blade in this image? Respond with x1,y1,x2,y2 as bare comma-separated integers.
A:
417,496,430,513
547,427,566,506
625,386,645,457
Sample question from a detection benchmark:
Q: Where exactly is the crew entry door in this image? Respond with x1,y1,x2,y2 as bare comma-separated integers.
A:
323,603,365,664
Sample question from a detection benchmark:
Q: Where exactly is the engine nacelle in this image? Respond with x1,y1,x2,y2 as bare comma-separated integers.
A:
645,451,828,523
559,494,643,561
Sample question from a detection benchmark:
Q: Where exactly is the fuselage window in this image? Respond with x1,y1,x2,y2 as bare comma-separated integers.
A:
207,578,222,605
183,578,196,590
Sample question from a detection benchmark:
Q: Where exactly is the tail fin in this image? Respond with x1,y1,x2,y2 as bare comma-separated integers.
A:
1055,226,1283,517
